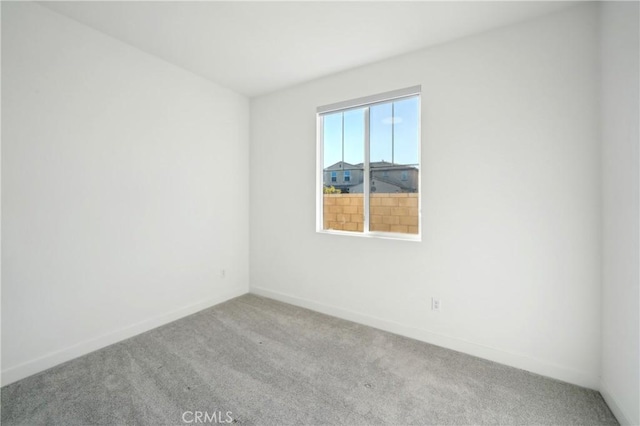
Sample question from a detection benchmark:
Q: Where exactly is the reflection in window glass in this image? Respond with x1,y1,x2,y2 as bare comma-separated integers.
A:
370,103,392,163
343,109,364,166
392,97,420,166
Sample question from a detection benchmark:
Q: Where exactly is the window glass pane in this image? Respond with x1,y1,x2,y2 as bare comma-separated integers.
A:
323,112,342,168
393,97,420,166
369,97,419,235
370,103,392,163
322,108,365,233
343,109,364,165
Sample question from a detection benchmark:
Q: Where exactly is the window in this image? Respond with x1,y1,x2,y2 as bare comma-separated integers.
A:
331,171,337,182
317,86,421,239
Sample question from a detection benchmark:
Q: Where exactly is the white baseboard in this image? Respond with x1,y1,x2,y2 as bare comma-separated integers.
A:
1,288,248,387
250,286,599,390
600,380,636,425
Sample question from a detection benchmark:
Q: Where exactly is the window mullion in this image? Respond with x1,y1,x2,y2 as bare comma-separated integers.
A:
363,107,370,234
341,113,345,165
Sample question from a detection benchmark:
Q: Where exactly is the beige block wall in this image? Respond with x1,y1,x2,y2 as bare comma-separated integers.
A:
323,193,419,234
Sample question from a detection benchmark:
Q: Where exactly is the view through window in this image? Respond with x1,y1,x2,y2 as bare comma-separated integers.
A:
318,87,421,238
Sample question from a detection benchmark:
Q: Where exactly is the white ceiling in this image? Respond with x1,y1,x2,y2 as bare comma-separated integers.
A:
39,1,576,97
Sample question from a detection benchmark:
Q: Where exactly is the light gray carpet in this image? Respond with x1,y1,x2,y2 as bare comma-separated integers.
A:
2,294,618,425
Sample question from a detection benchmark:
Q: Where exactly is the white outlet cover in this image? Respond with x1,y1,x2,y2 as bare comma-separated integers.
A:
432,298,441,311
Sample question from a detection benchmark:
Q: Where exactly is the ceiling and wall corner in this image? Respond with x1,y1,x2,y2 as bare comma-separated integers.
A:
38,1,575,98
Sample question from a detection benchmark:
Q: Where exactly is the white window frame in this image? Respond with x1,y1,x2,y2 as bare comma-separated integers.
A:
343,170,351,182
316,86,422,241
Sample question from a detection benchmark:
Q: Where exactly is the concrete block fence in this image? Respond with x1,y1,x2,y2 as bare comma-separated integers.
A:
323,193,419,234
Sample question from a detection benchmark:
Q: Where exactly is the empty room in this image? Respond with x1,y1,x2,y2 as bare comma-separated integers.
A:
1,1,639,425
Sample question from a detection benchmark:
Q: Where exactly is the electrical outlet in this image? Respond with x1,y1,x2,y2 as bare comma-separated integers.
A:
431,298,441,312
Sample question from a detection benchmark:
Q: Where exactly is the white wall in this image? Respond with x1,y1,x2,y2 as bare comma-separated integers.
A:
250,4,601,388
600,2,640,425
1,2,249,385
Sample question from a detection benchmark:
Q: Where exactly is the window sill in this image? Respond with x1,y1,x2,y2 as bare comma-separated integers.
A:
316,229,421,242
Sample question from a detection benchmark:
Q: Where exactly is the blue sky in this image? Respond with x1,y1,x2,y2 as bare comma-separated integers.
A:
323,96,419,169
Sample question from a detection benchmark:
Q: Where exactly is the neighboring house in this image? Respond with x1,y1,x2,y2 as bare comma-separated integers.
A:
323,161,365,193
324,160,418,193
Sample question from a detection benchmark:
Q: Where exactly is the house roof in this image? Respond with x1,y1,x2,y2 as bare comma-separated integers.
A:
325,161,357,171
324,160,418,171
